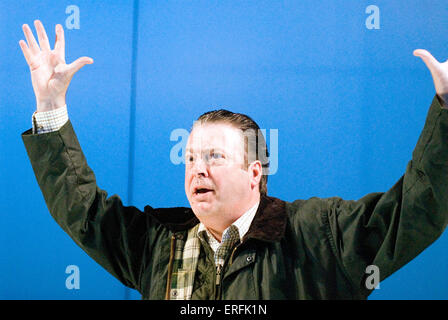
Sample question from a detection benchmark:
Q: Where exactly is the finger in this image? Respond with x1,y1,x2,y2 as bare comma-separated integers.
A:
413,49,440,73
18,40,32,65
34,20,51,52
67,56,94,76
54,24,65,59
22,24,40,54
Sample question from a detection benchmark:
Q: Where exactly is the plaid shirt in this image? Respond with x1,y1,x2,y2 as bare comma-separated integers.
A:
31,106,68,134
32,108,260,300
170,202,259,300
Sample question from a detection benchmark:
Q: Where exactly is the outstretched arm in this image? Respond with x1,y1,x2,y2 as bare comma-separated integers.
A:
323,50,448,297
19,21,172,294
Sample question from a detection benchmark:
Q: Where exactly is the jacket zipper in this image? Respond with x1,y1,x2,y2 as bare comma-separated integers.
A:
216,264,223,286
215,263,223,300
215,243,241,299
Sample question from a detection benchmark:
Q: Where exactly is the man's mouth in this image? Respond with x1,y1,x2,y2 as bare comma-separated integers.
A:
194,187,214,195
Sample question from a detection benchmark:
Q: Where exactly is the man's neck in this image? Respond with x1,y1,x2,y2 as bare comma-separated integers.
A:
202,195,260,242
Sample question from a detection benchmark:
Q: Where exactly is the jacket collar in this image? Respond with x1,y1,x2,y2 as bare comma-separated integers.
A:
148,195,287,242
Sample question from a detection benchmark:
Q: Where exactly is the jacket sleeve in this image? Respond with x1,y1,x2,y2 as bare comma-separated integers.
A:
21,120,165,291
323,95,448,298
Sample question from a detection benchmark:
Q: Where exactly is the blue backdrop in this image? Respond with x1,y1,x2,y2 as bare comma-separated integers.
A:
1,0,447,299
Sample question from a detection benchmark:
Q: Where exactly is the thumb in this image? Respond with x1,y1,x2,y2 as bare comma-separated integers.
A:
67,56,94,76
413,49,439,74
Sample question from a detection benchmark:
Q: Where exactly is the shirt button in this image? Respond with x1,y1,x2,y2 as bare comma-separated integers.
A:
171,290,177,297
246,256,253,262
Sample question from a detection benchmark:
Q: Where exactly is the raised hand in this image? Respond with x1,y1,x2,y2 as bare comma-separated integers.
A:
19,20,93,112
414,49,448,106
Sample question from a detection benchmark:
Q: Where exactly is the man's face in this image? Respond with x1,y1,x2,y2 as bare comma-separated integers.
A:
185,122,255,223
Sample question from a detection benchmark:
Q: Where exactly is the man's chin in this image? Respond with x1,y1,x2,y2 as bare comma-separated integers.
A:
191,201,216,218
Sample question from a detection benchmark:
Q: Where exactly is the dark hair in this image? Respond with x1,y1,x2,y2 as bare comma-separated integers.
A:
195,109,269,195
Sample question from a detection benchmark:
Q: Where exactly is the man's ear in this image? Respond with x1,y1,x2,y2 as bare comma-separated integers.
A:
248,160,262,190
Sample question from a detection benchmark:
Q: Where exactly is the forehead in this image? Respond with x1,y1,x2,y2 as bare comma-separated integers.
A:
187,122,244,152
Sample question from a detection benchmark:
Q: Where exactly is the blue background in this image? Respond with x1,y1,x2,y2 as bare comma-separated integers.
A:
1,0,447,299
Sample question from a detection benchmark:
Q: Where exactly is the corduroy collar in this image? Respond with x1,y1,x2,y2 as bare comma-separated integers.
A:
147,195,287,242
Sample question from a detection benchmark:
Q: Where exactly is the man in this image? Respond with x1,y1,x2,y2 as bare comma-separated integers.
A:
20,20,448,299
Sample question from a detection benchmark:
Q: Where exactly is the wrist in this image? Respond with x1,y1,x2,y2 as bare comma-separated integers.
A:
36,96,66,112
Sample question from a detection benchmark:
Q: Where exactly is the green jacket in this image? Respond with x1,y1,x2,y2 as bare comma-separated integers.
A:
22,96,448,299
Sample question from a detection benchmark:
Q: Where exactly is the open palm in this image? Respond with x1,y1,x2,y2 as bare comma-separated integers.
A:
19,20,93,112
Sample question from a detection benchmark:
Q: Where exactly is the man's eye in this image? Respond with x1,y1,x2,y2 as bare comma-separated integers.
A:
211,152,223,159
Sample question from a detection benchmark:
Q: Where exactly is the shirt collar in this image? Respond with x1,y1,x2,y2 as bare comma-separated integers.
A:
197,201,260,250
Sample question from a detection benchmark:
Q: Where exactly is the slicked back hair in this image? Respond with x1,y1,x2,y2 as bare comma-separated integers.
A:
194,109,269,195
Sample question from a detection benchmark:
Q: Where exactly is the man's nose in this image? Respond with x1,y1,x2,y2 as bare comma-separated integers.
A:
191,157,209,177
